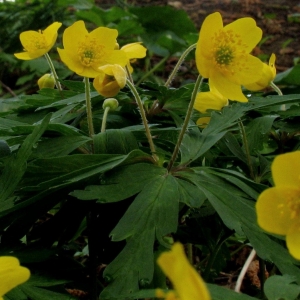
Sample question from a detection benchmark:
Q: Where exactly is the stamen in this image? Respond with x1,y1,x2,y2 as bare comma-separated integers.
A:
78,37,105,67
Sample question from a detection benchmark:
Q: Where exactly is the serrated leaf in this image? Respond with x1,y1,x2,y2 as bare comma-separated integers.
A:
264,275,300,300
101,175,179,298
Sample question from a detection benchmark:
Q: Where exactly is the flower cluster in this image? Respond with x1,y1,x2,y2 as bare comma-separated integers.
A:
14,21,147,98
256,151,300,260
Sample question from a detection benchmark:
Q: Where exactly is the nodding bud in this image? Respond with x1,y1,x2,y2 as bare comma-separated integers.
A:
114,43,120,50
103,98,119,111
37,73,55,89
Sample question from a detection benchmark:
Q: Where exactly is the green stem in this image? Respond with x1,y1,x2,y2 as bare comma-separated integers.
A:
136,56,169,86
270,81,285,110
101,107,110,133
187,243,193,265
125,64,134,84
44,53,62,92
270,81,283,96
167,75,203,172
238,119,255,180
126,79,158,162
165,43,196,88
84,77,95,139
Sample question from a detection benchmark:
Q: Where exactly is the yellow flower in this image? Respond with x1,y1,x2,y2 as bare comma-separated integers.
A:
0,256,30,299
121,42,147,73
93,64,126,97
37,73,55,89
256,151,300,260
194,84,228,114
156,243,211,300
244,53,276,91
196,12,264,102
57,21,127,78
196,117,211,129
14,22,62,60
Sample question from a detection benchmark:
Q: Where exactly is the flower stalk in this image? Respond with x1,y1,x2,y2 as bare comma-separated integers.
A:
126,78,158,162
238,119,255,180
84,77,95,139
44,53,62,92
101,107,110,133
167,75,203,171
165,43,196,88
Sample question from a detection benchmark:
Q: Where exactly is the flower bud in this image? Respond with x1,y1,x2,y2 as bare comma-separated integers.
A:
103,98,119,111
37,73,55,89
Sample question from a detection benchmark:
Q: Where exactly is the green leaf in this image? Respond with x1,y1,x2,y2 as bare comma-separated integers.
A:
23,150,150,191
207,283,258,300
245,115,278,154
31,135,91,158
0,113,51,201
71,163,166,202
101,174,179,298
180,167,300,282
264,275,300,300
274,65,300,86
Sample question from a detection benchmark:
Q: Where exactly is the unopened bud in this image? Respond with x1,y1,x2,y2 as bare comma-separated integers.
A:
37,73,55,89
103,98,119,111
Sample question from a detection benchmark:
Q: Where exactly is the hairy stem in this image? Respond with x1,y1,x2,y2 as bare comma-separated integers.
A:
84,77,95,139
44,53,62,92
101,107,110,133
165,43,196,88
239,119,255,180
167,75,203,171
126,79,158,162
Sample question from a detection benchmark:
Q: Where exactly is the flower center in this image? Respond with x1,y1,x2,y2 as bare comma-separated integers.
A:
78,37,105,67
24,32,47,51
215,46,234,65
212,29,247,73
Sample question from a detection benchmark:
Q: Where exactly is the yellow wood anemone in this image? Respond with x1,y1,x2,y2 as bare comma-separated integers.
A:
256,151,300,260
196,12,264,102
14,22,62,60
57,21,127,78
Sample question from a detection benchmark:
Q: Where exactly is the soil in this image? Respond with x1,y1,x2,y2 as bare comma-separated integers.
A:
100,0,300,71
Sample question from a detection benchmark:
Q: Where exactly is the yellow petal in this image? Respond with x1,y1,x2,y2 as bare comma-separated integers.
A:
89,27,118,49
286,221,300,260
57,48,85,76
104,50,128,67
224,18,262,52
256,186,300,235
196,116,211,128
14,50,46,60
228,54,264,85
194,90,228,113
157,243,211,300
272,151,300,187
269,53,276,78
210,71,248,102
121,42,147,59
197,12,223,57
0,257,30,297
42,22,62,48
62,20,88,51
